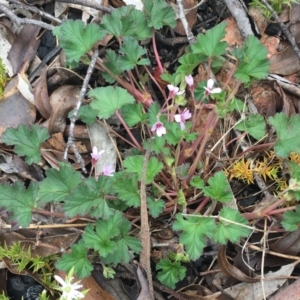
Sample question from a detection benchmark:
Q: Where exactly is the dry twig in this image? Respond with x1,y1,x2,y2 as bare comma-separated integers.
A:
55,0,113,14
64,49,100,172
139,138,154,300
0,3,54,30
261,0,300,61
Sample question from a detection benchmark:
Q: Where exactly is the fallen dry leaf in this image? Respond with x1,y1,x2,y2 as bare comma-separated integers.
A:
0,76,36,139
47,85,80,134
218,245,259,283
206,262,296,300
7,14,41,75
32,67,52,119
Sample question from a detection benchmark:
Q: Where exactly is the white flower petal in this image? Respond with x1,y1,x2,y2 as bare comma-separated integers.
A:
211,88,222,94
54,275,66,287
167,84,176,92
207,79,214,89
185,75,193,87
92,146,98,155
174,114,181,122
157,126,166,137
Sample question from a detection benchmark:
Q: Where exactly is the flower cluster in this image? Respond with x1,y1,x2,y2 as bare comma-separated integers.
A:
151,77,221,137
90,146,115,176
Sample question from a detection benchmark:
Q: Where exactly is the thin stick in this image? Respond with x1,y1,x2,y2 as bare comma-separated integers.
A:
0,3,54,30
176,0,196,43
64,49,100,172
55,0,113,14
139,138,154,300
9,1,62,24
261,0,300,61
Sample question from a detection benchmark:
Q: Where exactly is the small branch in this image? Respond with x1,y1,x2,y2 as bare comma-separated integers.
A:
64,49,100,172
55,0,113,14
261,0,300,61
222,0,254,38
0,3,54,30
248,244,300,261
176,0,196,43
9,1,62,24
140,138,154,300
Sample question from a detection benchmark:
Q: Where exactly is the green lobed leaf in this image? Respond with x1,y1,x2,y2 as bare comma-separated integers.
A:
176,53,207,75
164,122,185,145
53,20,106,66
191,22,227,57
143,0,177,29
156,258,186,289
228,97,245,113
77,105,97,125
0,182,38,227
147,197,165,218
190,177,205,189
194,80,208,101
128,8,152,40
147,102,161,126
119,37,150,71
100,6,130,38
214,207,251,244
89,86,135,119
102,49,123,83
63,177,114,219
123,155,163,184
282,207,300,231
235,114,266,140
268,113,300,157
121,103,147,126
82,213,122,256
38,163,81,203
288,161,300,181
2,124,49,164
102,217,142,265
100,6,145,39
234,35,270,83
144,136,170,156
203,171,233,202
56,240,93,279
173,214,216,260
112,172,140,207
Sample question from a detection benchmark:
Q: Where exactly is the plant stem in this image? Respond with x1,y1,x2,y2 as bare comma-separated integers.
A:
93,54,153,107
115,110,143,152
152,30,164,75
187,109,219,181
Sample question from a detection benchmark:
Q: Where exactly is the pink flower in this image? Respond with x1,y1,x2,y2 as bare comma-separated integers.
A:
91,146,104,166
204,79,222,96
167,84,185,99
151,121,166,137
185,75,194,89
102,164,115,176
174,108,192,130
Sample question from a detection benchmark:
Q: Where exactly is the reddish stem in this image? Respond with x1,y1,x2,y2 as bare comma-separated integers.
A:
115,110,143,152
152,30,164,75
94,55,153,107
187,109,219,181
193,196,210,214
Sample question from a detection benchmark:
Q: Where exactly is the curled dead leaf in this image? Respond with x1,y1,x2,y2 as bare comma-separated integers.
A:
48,85,80,134
217,245,259,283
